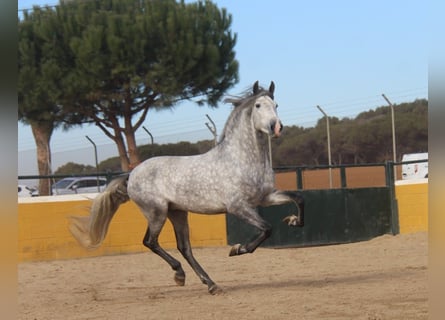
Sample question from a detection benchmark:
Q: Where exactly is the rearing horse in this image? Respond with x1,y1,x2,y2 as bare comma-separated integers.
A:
69,81,304,294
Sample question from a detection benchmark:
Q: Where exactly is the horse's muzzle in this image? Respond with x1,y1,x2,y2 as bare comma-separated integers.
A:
271,121,283,137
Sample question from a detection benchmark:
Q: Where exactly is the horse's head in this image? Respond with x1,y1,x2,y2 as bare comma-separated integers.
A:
251,81,283,138
220,81,284,143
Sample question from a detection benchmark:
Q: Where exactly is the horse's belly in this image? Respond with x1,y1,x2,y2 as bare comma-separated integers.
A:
169,191,226,214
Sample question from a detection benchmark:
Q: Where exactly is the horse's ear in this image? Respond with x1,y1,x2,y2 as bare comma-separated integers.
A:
253,81,259,95
269,81,275,97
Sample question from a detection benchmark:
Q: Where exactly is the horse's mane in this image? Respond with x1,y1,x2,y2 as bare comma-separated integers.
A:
218,85,273,144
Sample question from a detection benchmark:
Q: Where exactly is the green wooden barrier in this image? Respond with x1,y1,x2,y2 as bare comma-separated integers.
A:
226,187,392,248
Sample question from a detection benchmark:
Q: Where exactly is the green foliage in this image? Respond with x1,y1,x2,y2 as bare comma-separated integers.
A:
97,157,122,172
54,162,97,175
95,139,214,172
58,0,239,113
18,7,65,125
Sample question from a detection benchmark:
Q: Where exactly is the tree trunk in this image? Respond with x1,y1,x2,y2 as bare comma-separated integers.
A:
125,130,140,170
94,112,132,172
31,123,54,196
123,90,141,170
114,132,131,172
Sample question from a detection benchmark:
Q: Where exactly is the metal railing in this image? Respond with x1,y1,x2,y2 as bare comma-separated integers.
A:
274,159,428,190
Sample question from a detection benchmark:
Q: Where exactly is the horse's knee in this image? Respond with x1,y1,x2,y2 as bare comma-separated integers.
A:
142,236,158,251
284,190,304,205
296,194,304,211
283,191,305,218
142,240,153,250
293,193,304,225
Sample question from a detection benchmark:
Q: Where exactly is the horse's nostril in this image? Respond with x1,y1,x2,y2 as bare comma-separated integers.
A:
270,121,283,136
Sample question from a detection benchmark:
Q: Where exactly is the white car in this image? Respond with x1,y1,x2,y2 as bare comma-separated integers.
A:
52,177,108,195
401,153,428,180
18,185,39,197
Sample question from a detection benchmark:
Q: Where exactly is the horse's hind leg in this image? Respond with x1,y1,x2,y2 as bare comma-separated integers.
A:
168,210,222,295
141,208,186,287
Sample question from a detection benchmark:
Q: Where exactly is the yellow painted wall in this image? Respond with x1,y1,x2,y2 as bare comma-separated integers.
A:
18,181,427,262
18,195,227,262
395,180,428,234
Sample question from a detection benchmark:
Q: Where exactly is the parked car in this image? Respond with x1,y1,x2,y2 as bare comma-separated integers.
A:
18,185,39,197
52,177,107,195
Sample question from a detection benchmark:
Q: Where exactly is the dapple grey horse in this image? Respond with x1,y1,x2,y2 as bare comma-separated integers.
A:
69,81,304,294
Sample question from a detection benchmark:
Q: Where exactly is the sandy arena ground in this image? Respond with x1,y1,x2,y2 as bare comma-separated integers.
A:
18,232,427,320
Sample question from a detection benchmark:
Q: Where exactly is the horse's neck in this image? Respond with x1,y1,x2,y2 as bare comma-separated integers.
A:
222,113,271,169
254,132,272,168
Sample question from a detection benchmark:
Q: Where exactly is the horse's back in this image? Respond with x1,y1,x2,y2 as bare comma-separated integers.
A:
127,154,227,213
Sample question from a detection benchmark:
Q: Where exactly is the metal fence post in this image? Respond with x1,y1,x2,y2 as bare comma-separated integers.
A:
385,161,399,235
296,167,303,190
340,167,347,188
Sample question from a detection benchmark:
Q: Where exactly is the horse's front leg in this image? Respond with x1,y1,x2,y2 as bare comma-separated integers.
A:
167,210,222,295
261,190,304,227
227,205,272,257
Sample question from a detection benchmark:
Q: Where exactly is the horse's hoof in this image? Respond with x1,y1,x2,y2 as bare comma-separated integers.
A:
229,244,241,256
174,274,185,286
208,284,223,295
283,215,303,227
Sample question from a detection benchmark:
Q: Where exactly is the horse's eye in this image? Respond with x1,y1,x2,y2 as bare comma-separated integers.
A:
255,103,261,108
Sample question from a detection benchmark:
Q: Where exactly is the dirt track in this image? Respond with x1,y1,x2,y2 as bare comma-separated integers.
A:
18,232,427,320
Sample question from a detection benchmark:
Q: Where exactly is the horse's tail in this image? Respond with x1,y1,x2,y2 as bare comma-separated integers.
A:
68,174,130,250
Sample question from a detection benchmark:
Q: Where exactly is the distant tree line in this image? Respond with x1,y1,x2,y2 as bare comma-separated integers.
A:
272,98,428,167
54,98,427,175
